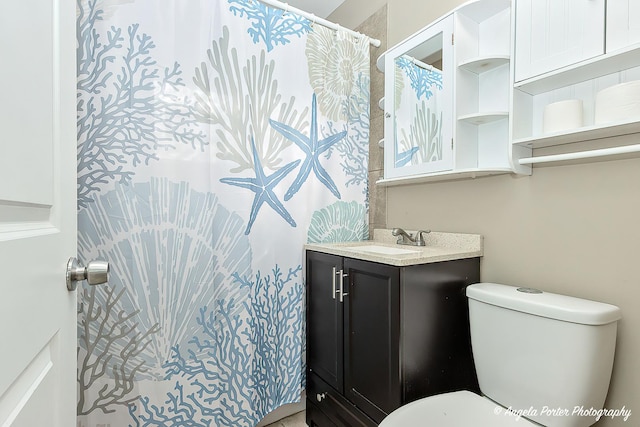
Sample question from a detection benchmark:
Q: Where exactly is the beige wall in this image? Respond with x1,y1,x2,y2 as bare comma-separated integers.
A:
389,160,640,426
387,0,466,45
328,0,387,30
332,0,639,425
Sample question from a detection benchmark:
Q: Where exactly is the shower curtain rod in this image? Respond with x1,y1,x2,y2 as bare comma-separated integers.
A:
402,54,436,72
257,0,382,47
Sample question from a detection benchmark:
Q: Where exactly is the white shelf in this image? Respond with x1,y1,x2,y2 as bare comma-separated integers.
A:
458,112,508,125
376,168,513,186
458,55,509,74
512,118,640,149
514,43,640,95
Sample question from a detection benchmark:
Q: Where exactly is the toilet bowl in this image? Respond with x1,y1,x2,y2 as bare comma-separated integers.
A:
379,390,538,426
379,283,621,427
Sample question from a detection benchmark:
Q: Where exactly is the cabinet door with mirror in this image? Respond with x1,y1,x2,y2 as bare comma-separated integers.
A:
383,15,454,179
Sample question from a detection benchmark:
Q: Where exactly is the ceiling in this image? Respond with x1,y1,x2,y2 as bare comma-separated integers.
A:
284,0,345,19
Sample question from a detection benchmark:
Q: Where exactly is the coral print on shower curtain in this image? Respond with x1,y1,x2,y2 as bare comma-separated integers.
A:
75,0,370,426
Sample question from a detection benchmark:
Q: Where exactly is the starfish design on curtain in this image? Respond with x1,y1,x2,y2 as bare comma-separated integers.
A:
220,136,301,235
269,94,347,201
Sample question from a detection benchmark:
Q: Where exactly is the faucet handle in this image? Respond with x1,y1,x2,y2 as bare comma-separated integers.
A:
392,228,410,245
414,230,431,246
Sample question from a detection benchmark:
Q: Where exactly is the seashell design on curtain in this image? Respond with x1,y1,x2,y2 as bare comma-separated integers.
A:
75,0,370,425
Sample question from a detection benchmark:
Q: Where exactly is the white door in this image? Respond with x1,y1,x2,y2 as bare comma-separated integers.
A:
514,0,605,82
607,0,640,53
0,0,77,425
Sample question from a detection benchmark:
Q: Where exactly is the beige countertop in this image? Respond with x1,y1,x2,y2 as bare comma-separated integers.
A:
304,229,483,266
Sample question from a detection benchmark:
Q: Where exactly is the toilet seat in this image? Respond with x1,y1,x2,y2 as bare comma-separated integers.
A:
379,391,538,427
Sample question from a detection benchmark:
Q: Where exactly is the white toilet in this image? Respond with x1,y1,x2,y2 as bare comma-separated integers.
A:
380,283,621,427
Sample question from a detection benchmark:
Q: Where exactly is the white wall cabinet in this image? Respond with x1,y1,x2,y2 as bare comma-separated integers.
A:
514,0,605,82
378,0,640,178
511,0,640,167
378,0,513,185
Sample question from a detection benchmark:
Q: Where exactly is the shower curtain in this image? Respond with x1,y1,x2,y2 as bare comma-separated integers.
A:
76,0,370,425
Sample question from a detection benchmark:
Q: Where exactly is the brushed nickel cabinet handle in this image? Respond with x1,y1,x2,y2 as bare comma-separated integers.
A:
338,270,348,303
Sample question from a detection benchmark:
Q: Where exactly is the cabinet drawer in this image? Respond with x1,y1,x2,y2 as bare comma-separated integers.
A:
306,400,337,427
307,372,377,427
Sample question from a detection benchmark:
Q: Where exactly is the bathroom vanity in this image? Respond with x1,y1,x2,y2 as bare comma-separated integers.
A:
304,231,483,426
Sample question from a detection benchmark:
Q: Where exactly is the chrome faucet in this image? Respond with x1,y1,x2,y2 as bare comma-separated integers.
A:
391,228,430,246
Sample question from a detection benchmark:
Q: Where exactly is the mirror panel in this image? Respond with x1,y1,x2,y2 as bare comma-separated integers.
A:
393,33,444,169
384,15,454,179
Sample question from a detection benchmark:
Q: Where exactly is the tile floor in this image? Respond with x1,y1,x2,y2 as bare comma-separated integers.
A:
264,411,306,427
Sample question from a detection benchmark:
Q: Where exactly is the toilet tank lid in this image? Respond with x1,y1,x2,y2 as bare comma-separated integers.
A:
467,283,621,325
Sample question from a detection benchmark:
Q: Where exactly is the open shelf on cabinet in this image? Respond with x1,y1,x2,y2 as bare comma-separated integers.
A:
510,31,640,169
458,112,508,125
511,58,640,168
453,0,513,175
513,118,640,149
458,56,509,74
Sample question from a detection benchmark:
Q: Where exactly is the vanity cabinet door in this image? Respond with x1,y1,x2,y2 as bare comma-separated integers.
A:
307,251,344,393
343,259,401,424
514,0,605,82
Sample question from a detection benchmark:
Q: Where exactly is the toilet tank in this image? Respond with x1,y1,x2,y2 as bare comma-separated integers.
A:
467,283,621,427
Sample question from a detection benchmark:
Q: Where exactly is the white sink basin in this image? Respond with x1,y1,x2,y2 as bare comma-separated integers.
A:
343,244,420,255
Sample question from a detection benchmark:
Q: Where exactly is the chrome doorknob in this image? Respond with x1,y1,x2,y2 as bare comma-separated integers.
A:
66,257,109,291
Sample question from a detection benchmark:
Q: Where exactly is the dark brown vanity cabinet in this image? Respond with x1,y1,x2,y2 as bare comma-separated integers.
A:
305,250,480,427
